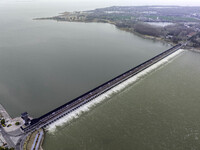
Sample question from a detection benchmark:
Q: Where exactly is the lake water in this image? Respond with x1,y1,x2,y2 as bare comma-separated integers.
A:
43,50,200,150
0,0,170,118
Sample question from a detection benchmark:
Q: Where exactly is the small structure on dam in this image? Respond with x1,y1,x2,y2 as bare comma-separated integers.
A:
21,112,31,126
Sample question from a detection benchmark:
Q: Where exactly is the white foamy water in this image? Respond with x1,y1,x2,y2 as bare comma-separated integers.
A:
46,49,185,132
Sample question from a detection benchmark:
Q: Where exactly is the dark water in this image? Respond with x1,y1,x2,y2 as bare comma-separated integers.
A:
43,51,200,150
0,0,170,117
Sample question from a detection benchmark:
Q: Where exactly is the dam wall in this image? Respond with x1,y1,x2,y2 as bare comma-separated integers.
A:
22,43,183,133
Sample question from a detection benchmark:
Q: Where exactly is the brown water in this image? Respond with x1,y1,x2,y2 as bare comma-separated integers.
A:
43,50,200,150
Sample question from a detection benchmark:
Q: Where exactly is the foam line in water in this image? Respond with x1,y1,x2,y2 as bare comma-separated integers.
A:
46,49,184,132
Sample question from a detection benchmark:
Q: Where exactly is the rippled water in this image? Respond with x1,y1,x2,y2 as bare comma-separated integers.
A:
43,51,200,150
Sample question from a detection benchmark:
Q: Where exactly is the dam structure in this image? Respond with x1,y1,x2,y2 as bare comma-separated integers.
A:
22,43,184,133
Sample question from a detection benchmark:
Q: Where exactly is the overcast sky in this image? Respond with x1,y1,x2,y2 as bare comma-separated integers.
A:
3,0,200,7
2,0,200,14
62,0,200,11
76,0,200,7
91,0,200,6
39,0,200,6
3,0,200,6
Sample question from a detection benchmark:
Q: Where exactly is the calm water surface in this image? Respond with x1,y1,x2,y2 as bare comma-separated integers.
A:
1,1,200,150
44,51,200,150
0,0,170,117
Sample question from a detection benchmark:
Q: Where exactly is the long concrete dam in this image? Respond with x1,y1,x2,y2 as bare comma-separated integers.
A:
22,43,183,133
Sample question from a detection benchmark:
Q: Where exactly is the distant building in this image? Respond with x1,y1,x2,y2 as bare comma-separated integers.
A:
21,112,30,126
187,32,196,38
137,17,148,21
166,35,173,39
141,11,157,14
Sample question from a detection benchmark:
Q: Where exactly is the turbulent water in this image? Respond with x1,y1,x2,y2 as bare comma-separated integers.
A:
45,49,184,132
0,0,170,118
43,50,200,150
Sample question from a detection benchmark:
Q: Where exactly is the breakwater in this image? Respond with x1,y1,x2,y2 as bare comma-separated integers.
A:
22,44,183,133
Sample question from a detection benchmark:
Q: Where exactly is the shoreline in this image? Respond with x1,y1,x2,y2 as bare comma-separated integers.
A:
34,17,175,46
0,104,24,149
115,26,174,46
